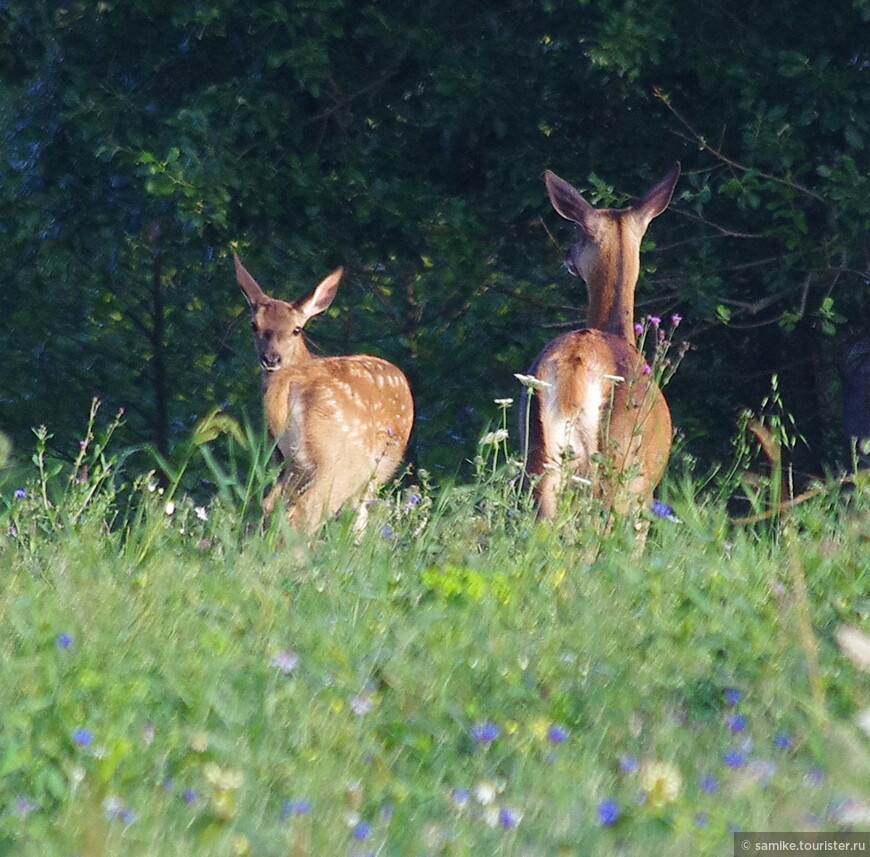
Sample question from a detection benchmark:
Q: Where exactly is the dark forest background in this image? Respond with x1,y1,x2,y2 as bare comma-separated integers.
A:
1,0,868,489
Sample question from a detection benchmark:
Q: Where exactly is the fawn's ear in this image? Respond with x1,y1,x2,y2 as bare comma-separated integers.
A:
633,163,680,228
234,253,267,307
295,267,343,324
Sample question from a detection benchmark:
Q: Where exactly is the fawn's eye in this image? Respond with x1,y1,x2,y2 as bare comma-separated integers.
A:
292,327,302,336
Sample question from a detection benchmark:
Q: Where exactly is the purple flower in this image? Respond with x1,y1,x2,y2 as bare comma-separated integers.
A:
671,313,683,326
726,713,747,732
182,788,197,805
380,525,396,540
71,727,94,747
547,723,569,744
597,798,620,827
470,721,500,744
699,774,719,794
806,767,825,787
619,754,639,773
271,649,300,675
450,787,470,807
648,315,662,328
723,687,741,706
14,488,26,500
56,632,74,650
773,732,791,750
499,805,522,829
118,807,137,825
634,322,644,336
282,797,311,817
641,363,652,375
351,820,371,840
650,499,674,518
723,749,745,768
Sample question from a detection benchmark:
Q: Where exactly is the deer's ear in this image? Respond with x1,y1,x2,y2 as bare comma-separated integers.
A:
634,163,680,227
544,170,597,226
296,267,343,323
234,253,267,306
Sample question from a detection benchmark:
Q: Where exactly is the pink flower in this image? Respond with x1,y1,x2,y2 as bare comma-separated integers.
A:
642,363,652,375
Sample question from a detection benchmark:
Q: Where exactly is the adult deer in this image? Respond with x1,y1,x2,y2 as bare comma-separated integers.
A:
234,254,414,533
520,164,680,534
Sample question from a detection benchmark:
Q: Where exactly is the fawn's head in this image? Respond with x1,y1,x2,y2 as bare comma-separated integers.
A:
234,253,343,372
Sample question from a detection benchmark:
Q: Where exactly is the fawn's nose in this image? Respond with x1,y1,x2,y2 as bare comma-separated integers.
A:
260,353,282,371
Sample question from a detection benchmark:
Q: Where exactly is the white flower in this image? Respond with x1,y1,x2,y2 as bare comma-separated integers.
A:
835,624,870,673
494,398,514,407
474,780,497,806
855,707,870,736
602,373,626,382
164,500,176,516
480,429,509,446
195,505,208,521
514,373,552,390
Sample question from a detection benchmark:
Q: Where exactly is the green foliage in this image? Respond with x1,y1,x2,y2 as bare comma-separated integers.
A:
2,406,870,856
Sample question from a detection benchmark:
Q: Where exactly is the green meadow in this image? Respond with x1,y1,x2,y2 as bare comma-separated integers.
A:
1,403,869,857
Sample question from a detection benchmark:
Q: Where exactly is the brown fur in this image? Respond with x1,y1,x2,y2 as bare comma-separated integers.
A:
521,164,680,533
234,254,413,532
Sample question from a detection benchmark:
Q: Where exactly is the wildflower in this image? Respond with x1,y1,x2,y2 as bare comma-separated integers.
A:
203,763,244,791
480,428,509,446
103,795,124,818
671,313,683,326
450,788,470,808
499,805,522,829
597,798,620,826
641,363,652,375
699,774,719,794
726,713,747,732
806,767,825,787
118,807,137,825
56,631,74,649
547,723,569,744
723,749,745,768
474,780,498,806
773,732,792,750
494,398,514,407
195,505,208,521
13,796,38,818
723,687,741,706
603,373,626,382
142,722,156,746
514,373,552,390
14,488,26,500
71,727,94,748
164,499,175,516
380,525,395,540
182,788,197,805
835,624,870,672
350,820,371,840
640,760,683,807
648,315,661,328
406,493,421,506
650,499,681,522
634,322,644,336
189,731,209,752
470,721,500,745
282,798,312,817
350,693,374,715
271,649,300,675
619,754,639,773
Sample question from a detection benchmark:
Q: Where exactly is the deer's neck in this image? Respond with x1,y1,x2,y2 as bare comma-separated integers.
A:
585,227,640,345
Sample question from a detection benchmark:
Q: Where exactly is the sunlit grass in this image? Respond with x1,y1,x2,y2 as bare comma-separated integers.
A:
1,405,869,856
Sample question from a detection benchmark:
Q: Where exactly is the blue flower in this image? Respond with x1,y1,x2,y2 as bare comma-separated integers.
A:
650,499,682,522
350,820,371,840
597,798,620,827
726,713,747,732
56,632,74,650
380,525,395,540
499,805,522,829
773,732,791,750
699,774,719,794
182,788,197,805
450,788,470,807
723,749,745,768
547,723,569,744
71,727,94,747
470,721,500,744
723,687,741,706
282,797,311,817
14,488,26,500
118,807,137,825
619,754,639,773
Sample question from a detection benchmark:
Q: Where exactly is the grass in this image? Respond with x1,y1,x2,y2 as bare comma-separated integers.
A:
1,403,870,857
